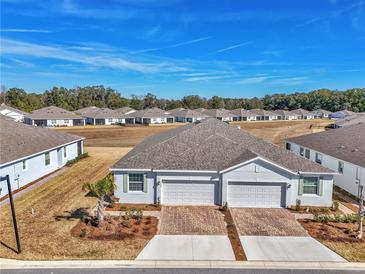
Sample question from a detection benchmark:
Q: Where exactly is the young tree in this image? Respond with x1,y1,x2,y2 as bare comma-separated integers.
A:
82,174,116,225
358,184,364,239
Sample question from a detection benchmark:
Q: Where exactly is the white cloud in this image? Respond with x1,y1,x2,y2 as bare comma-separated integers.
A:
216,42,251,53
1,28,52,33
184,75,229,82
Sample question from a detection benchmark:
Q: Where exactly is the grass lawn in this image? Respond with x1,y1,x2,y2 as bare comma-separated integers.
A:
0,147,158,260
322,241,365,262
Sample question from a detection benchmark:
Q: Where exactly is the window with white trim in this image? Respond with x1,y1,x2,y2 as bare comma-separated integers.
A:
315,152,322,164
338,161,344,174
63,147,67,158
22,160,27,171
64,119,69,123
108,118,112,123
128,173,144,191
303,177,319,195
45,152,51,166
305,149,310,159
300,147,305,156
51,120,56,124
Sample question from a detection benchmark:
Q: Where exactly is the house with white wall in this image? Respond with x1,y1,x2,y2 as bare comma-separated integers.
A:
311,109,332,119
286,124,365,198
291,108,315,120
111,118,335,208
167,108,208,123
274,110,300,120
0,116,84,198
132,107,174,124
79,107,126,125
0,103,28,122
24,106,85,127
202,108,237,121
230,109,257,121
249,109,278,120
331,110,355,119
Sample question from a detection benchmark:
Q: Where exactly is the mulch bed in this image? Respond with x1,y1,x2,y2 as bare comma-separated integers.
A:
298,219,364,243
106,203,161,211
222,208,246,261
71,216,158,241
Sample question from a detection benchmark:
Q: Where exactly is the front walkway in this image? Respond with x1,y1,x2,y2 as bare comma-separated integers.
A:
231,208,346,262
137,206,235,261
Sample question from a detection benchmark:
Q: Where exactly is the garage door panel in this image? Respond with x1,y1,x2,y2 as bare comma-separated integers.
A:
228,182,285,208
162,180,217,205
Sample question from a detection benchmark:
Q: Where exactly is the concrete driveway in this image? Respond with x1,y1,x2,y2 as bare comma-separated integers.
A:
231,208,346,262
137,206,235,261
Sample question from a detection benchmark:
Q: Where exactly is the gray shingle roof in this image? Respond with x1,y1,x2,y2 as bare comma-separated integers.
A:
202,108,236,119
169,109,209,119
75,106,100,115
286,123,365,168
274,110,299,117
291,108,310,115
131,108,174,119
0,103,28,115
335,113,365,127
27,106,83,120
230,109,256,117
249,109,277,116
0,116,83,165
114,107,136,114
113,118,333,173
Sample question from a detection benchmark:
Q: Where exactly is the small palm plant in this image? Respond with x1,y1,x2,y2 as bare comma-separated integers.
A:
82,173,116,226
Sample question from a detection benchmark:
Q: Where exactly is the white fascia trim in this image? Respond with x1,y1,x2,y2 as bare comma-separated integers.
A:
219,156,298,175
109,168,152,172
0,138,84,167
153,169,218,173
298,171,338,175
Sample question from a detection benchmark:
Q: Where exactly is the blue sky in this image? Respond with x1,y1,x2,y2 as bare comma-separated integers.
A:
1,0,364,98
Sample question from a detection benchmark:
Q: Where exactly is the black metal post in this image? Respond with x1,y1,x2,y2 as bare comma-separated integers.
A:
1,175,21,253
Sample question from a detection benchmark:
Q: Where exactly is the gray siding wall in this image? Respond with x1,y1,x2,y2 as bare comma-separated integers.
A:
0,141,80,198
288,141,364,198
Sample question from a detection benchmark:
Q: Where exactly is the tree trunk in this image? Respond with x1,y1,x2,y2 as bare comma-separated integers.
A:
357,185,363,239
96,197,105,226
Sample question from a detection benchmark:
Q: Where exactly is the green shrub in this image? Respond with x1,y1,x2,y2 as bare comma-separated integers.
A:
109,199,116,208
80,228,87,238
313,213,330,223
66,152,89,166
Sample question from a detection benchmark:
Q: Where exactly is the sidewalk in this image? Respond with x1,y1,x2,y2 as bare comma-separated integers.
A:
1,258,365,270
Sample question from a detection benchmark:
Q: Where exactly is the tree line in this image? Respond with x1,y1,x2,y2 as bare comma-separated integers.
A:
0,86,364,113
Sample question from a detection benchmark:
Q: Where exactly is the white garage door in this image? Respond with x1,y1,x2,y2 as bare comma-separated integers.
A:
162,180,217,205
227,182,285,208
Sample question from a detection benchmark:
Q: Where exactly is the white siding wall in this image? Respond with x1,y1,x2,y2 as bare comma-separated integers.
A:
0,141,81,198
46,119,74,127
288,142,365,197
0,109,24,122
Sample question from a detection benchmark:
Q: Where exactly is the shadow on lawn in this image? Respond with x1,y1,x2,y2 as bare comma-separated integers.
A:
0,240,19,254
54,207,89,221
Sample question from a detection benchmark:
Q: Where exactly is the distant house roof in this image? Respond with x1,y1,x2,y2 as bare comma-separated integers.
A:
0,103,28,116
274,110,299,117
26,106,84,120
169,109,209,119
286,123,365,168
84,108,123,119
131,107,174,119
230,109,256,117
114,107,136,115
312,109,332,115
0,116,83,165
335,113,365,128
202,108,236,119
332,110,356,119
291,108,310,116
75,106,100,116
249,109,277,116
167,107,186,114
113,118,333,174
193,108,207,113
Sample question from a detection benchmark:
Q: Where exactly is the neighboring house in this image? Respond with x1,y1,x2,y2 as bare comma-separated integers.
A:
0,116,84,198
334,113,365,128
82,108,125,125
249,109,278,120
111,118,335,208
311,109,332,119
291,108,315,120
132,107,174,124
167,108,208,123
286,123,365,198
274,110,300,120
331,110,356,119
202,108,237,121
193,108,208,113
114,107,136,115
24,106,85,127
230,109,257,121
0,103,28,122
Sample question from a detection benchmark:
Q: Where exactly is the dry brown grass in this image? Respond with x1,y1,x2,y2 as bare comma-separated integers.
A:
56,125,182,147
0,147,157,260
232,119,332,145
320,241,365,262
